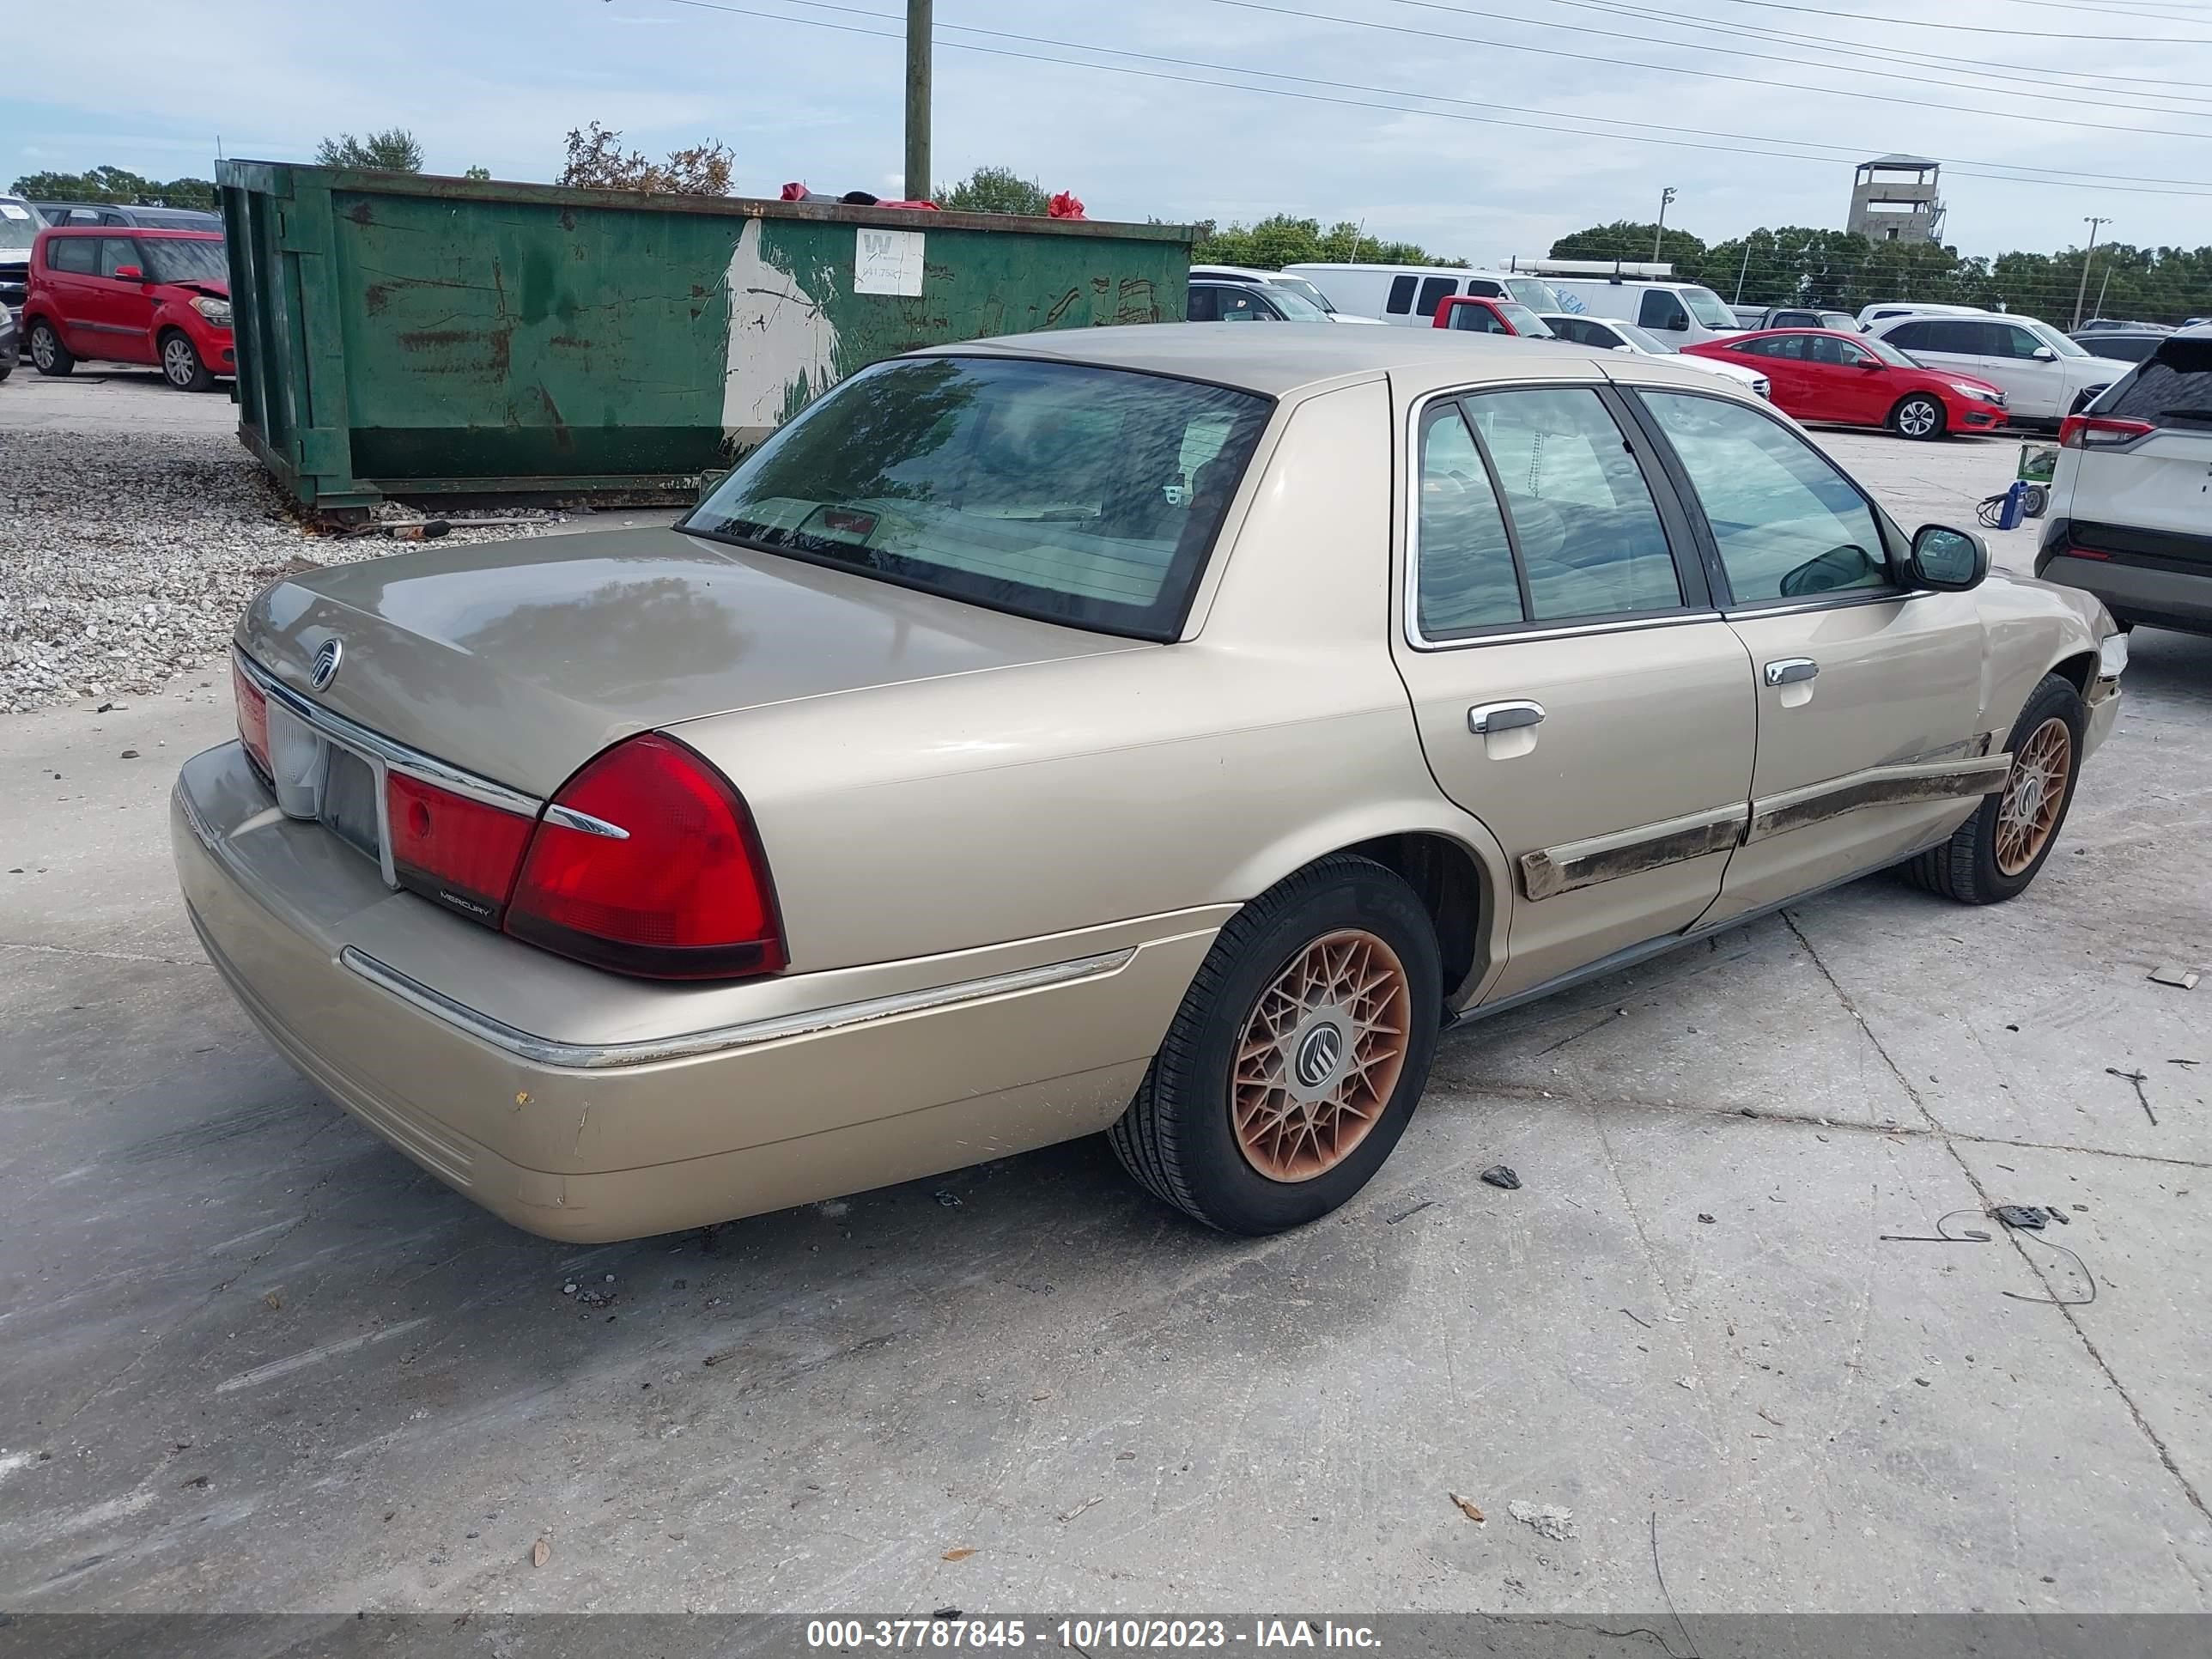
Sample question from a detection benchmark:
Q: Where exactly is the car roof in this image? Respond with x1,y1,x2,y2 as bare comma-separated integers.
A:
921,321,1729,400
37,225,222,239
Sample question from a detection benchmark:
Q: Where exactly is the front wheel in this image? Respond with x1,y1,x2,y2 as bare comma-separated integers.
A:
1901,673,2086,903
160,331,213,391
28,319,74,376
1109,854,1443,1235
1890,394,1946,441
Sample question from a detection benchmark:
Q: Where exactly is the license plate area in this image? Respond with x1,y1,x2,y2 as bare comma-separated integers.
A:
320,744,384,866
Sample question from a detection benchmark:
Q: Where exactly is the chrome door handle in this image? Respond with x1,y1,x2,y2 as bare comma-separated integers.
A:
1468,700,1546,734
1764,657,1819,687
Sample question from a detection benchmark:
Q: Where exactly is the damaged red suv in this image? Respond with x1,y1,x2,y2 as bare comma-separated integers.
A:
21,226,234,390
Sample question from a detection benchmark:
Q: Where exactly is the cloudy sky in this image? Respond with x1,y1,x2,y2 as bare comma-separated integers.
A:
8,0,2211,268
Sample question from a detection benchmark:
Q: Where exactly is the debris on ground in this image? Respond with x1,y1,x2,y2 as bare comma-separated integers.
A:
1479,1165,1521,1190
1993,1204,2050,1231
1696,1213,1715,1224
1506,1500,1577,1541
2105,1066,2157,1126
531,1537,550,1568
2148,964,2200,990
941,1547,976,1561
934,1190,963,1208
1448,1492,1486,1523
1055,1495,1103,1523
1620,1308,1652,1329
1386,1198,1435,1224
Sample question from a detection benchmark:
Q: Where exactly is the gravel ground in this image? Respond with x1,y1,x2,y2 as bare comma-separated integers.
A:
0,428,559,714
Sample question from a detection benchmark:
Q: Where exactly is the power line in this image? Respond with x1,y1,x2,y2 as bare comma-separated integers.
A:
1625,0,2212,42
645,0,2212,199
1186,0,2212,141
1493,0,2212,97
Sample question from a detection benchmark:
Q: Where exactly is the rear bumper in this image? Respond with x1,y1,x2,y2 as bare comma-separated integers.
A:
2038,519,2212,637
174,742,1217,1240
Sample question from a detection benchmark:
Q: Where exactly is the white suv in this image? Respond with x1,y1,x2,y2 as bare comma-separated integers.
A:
1868,312,2136,425
2036,325,2212,638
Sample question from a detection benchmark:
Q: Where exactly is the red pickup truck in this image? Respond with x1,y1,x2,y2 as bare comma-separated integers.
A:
1432,295,1555,337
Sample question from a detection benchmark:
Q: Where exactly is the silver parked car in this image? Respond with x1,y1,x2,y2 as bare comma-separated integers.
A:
177,328,2124,1243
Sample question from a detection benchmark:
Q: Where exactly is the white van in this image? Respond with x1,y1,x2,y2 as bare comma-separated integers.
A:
1543,277,1742,344
1280,263,1565,326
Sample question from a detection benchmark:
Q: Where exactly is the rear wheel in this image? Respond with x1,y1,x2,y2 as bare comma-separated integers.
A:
1109,854,1443,1235
1890,394,1946,441
160,330,213,391
28,319,74,376
1900,673,2086,903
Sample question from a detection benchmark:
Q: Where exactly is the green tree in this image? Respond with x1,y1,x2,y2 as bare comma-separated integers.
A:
315,129,425,173
1194,213,1461,269
1549,221,1708,269
463,165,492,181
935,166,1051,216
11,167,216,210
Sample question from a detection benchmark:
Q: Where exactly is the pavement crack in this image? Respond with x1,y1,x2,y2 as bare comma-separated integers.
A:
0,939,208,968
1781,908,1940,1131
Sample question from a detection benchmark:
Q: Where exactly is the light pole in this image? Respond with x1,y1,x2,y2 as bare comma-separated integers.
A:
904,0,932,202
1653,186,1677,264
2071,216,2109,332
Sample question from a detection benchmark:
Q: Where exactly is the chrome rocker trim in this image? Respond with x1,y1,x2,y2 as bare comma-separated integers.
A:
339,945,1140,1071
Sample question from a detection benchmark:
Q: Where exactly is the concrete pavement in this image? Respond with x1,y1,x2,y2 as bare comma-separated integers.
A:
2,410,2208,1618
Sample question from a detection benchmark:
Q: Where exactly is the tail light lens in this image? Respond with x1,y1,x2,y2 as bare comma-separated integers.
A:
504,734,784,981
2058,415,2154,449
386,772,538,925
233,657,270,778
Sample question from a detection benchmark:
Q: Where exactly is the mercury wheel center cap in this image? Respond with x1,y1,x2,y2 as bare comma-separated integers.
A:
1286,1010,1352,1100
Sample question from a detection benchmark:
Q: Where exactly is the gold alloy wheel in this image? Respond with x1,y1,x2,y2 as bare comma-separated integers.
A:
1232,929,1413,1183
1996,716,2072,876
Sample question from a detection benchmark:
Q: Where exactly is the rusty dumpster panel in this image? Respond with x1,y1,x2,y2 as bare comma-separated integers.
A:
216,161,1189,512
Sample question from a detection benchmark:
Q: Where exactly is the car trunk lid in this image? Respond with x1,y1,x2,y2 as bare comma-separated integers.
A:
238,524,1144,799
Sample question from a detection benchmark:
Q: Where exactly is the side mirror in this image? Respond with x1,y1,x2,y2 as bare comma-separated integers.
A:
2032,346,2057,362
1857,358,1885,369
112,264,143,280
693,467,731,504
1909,524,1987,592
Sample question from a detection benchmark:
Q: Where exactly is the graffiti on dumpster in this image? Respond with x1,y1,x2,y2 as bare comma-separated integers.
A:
721,217,840,451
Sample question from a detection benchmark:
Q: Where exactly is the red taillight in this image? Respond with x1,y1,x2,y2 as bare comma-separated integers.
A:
233,658,270,777
2063,546,2113,562
385,772,538,925
2058,415,2154,449
504,734,784,981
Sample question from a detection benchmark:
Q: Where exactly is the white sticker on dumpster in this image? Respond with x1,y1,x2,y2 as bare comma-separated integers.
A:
854,228,924,296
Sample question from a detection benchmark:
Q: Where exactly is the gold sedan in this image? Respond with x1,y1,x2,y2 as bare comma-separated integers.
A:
174,327,2124,1240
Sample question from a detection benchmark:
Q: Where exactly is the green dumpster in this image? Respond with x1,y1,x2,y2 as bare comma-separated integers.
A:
216,161,1190,514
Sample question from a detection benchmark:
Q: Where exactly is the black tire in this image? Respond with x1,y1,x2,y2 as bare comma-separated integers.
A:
159,330,213,392
1109,854,1443,1235
27,319,74,377
1889,393,1947,441
1901,673,2087,904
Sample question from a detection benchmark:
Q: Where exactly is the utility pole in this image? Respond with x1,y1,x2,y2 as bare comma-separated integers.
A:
2072,215,2109,331
904,0,932,202
1734,240,1753,304
1653,186,1676,264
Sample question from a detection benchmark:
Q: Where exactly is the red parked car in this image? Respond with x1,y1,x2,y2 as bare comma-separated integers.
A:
21,226,234,391
1683,328,2007,441
1432,295,1555,337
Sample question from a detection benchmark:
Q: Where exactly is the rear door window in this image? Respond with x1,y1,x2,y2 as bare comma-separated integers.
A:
1415,276,1458,321
1386,274,1419,315
1185,284,1219,322
685,356,1274,640
46,236,97,275
96,237,142,278
1460,387,1683,622
2106,337,2212,432
1638,390,1893,605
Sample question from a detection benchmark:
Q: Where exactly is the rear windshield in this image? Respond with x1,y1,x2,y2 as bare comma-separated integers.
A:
2103,337,2212,432
684,356,1274,639
143,238,228,283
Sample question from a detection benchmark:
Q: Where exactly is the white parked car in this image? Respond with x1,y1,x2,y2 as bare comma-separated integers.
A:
1868,312,2136,425
1542,277,1743,346
1280,263,1565,326
1188,264,1385,323
2036,325,2212,638
1538,313,1771,398
1855,301,1984,331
